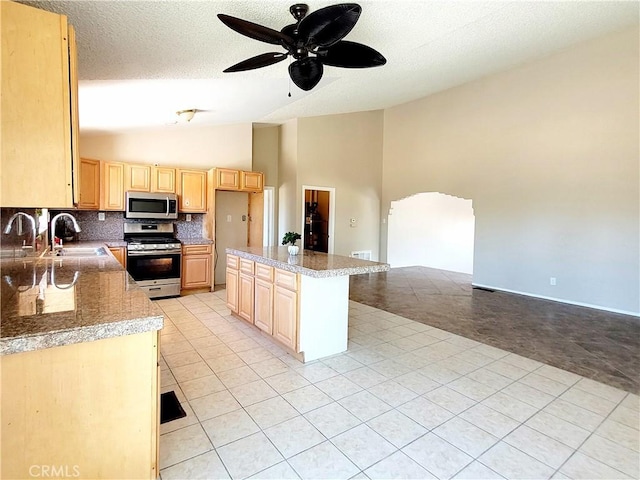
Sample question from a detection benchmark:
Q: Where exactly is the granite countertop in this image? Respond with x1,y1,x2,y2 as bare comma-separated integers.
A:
226,246,390,278
179,237,213,245
0,242,163,356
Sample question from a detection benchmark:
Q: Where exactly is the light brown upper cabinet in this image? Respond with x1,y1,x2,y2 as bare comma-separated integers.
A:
126,164,152,192
152,167,176,194
240,171,264,192
215,168,263,193
102,162,125,211
178,169,207,213
216,168,240,190
77,158,101,210
1,1,78,208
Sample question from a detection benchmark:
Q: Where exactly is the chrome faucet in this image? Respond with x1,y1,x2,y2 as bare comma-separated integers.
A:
3,212,37,250
50,213,81,252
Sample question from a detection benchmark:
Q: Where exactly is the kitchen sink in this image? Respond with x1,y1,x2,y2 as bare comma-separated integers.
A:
52,246,108,257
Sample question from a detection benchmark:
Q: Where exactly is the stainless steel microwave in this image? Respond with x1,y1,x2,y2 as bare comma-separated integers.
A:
125,192,178,220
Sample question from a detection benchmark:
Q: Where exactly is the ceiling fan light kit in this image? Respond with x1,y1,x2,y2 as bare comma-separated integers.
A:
176,109,196,122
218,3,386,91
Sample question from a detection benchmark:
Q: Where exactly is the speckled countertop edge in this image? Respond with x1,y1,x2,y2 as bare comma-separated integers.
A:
1,241,164,356
179,237,213,245
226,247,390,278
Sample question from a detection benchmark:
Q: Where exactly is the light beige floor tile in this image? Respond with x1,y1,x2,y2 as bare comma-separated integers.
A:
159,424,213,470
579,434,639,477
438,357,480,376
448,377,498,402
182,326,214,340
161,333,189,345
315,375,363,400
217,432,284,479
560,387,619,417
264,416,326,458
466,368,513,390
393,352,431,369
481,391,539,423
559,452,632,480
478,442,554,479
248,461,300,480
201,408,260,447
245,396,300,429
573,378,628,403
332,424,396,470
402,432,472,479
398,396,454,430
365,451,436,480
250,357,294,378
369,359,412,378
304,402,362,438
164,350,203,369
393,371,441,395
534,364,582,386
217,365,261,388
171,361,214,383
227,337,261,353
189,335,223,350
339,390,393,422
367,380,419,407
470,344,509,360
217,330,248,344
542,397,605,431
236,346,274,364
609,404,640,430
504,425,574,469
525,411,590,449
161,340,194,356
424,386,477,415
198,344,235,361
283,384,333,413
161,369,177,387
294,362,341,383
288,441,359,480
459,404,519,438
180,374,226,400
485,360,529,380
366,409,427,449
160,449,229,480
452,460,505,479
500,353,543,372
520,372,570,397
264,370,310,394
160,398,199,435
343,366,389,389
345,348,388,365
434,417,499,457
321,354,365,373
501,382,555,409
229,378,278,407
190,389,241,422
388,337,424,352
620,393,639,412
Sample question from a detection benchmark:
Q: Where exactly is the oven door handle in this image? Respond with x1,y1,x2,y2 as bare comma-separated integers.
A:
127,250,182,257
166,197,170,217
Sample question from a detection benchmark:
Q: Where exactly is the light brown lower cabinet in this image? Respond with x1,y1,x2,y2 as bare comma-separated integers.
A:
0,331,160,479
181,244,212,291
273,271,299,351
254,277,274,334
108,246,127,269
238,272,254,323
226,267,239,312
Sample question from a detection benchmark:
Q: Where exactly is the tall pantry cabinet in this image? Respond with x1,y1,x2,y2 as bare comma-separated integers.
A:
1,1,79,208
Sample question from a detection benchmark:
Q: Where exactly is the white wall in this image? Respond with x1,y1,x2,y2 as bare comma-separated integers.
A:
388,192,475,274
80,123,252,170
382,27,639,314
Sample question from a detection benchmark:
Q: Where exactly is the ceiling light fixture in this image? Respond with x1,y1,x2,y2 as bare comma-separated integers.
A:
176,109,196,122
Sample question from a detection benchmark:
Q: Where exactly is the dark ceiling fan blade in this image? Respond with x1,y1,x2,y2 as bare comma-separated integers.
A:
318,40,386,68
223,52,288,72
218,14,293,47
297,3,361,49
289,58,324,91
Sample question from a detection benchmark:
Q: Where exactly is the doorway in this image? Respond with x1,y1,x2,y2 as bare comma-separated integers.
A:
301,186,335,254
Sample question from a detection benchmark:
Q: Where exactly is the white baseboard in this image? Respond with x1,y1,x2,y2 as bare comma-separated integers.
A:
471,283,640,318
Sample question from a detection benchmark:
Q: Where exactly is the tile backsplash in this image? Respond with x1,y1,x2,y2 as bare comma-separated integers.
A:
2,208,206,243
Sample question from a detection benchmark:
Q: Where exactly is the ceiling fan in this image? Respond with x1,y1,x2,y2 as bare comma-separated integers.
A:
218,3,386,91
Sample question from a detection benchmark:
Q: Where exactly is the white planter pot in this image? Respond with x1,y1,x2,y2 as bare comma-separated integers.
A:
288,245,299,255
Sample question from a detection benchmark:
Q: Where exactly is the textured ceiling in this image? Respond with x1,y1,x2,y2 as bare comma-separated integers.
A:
23,1,639,134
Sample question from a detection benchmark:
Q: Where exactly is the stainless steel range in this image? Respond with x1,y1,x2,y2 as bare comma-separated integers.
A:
124,223,181,299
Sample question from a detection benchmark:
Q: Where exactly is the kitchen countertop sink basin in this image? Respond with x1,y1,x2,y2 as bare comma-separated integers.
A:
52,246,108,257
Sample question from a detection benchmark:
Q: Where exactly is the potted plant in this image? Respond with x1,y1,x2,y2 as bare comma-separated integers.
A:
282,231,301,255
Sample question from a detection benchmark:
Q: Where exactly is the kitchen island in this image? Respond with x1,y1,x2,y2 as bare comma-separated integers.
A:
226,246,389,361
0,246,162,479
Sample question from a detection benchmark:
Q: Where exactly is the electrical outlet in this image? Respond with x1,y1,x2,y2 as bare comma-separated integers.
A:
98,212,105,221
226,215,232,223
186,214,192,222
550,277,557,286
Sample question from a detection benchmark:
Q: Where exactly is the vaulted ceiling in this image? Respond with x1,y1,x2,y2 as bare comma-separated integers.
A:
24,1,639,134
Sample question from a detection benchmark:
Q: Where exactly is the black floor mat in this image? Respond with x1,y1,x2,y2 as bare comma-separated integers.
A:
160,391,187,424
